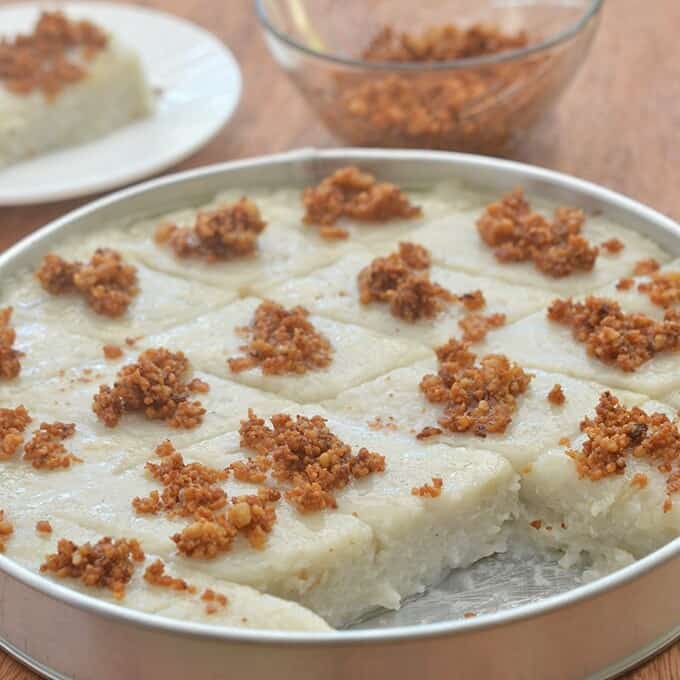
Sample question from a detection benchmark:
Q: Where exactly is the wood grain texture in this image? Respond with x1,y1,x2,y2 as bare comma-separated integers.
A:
0,0,677,678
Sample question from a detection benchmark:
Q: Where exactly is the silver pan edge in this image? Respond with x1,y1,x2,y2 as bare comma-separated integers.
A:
1,148,678,680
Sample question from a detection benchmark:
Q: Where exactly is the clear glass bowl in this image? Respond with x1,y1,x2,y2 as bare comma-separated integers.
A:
255,0,603,155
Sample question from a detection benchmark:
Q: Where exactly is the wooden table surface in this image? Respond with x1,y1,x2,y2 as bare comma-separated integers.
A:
0,0,678,678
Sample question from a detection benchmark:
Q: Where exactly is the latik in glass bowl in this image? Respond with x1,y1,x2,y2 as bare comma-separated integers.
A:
255,0,603,155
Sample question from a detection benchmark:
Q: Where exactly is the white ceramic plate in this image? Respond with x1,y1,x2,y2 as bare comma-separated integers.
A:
0,2,242,205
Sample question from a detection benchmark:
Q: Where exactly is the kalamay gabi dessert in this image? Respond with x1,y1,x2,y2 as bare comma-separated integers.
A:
1,167,679,632
0,11,152,168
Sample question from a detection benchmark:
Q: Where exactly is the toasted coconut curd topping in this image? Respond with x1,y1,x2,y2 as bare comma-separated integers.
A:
102,344,124,360
23,421,81,470
154,199,267,262
238,411,386,512
170,488,281,557
616,277,634,291
41,536,144,599
0,11,108,99
358,243,457,321
568,392,680,508
0,405,32,459
134,441,281,557
36,249,138,317
601,238,625,254
547,384,566,405
36,520,53,534
0,510,13,552
477,188,598,278
0,308,23,380
362,23,528,62
92,348,207,428
132,441,229,519
547,297,680,371
302,166,422,237
458,312,506,343
411,477,444,498
228,301,333,375
420,339,532,437
144,559,195,593
334,24,536,153
201,588,228,614
633,258,660,276
637,271,680,309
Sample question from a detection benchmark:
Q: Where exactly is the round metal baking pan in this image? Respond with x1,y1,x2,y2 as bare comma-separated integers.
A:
0,148,678,680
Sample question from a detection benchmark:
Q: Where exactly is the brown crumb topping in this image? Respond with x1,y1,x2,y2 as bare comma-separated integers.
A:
477,188,597,278
144,559,195,593
331,23,540,153
0,11,108,99
41,536,144,599
172,517,237,559
302,166,421,235
133,441,229,519
155,199,267,262
416,426,443,440
201,588,228,615
633,258,660,276
459,290,486,311
229,456,270,484
0,307,23,380
547,384,566,405
92,348,207,428
420,339,532,437
529,519,542,530
547,296,680,371
23,422,81,470
358,242,458,321
0,405,32,459
411,477,443,498
228,488,281,550
102,344,123,360
363,24,528,62
134,441,281,558
559,436,571,446
187,377,210,393
601,238,625,254
367,416,398,432
0,510,13,552
631,473,649,489
458,312,506,343
228,301,332,375
463,612,477,619
238,411,386,512
36,249,138,317
36,520,53,534
568,392,680,504
616,277,634,291
637,272,680,309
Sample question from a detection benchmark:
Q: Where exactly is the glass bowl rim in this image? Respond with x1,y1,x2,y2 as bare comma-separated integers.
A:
254,0,604,71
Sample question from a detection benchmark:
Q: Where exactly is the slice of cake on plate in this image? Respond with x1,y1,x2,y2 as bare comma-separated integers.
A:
0,10,152,167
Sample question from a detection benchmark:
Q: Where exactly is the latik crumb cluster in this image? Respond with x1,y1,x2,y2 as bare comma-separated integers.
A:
36,248,138,317
302,166,422,239
93,348,208,428
238,411,386,512
477,188,598,278
420,339,532,437
155,199,267,262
